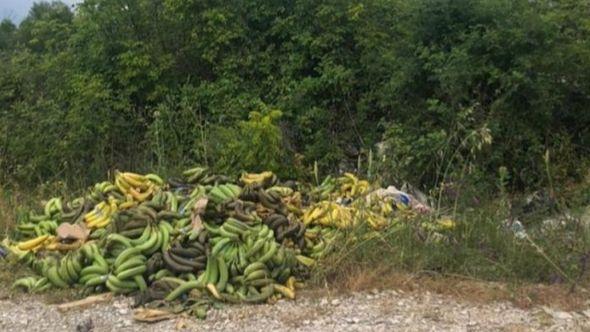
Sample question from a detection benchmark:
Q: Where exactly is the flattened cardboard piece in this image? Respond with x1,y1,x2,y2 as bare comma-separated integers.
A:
56,223,90,241
190,198,208,231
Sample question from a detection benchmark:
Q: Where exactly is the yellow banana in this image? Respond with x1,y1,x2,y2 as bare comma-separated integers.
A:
119,201,136,209
273,284,296,299
123,172,146,182
92,216,112,228
343,172,358,184
115,176,130,193
122,172,147,188
87,214,108,228
285,277,297,291
128,187,153,202
17,235,50,251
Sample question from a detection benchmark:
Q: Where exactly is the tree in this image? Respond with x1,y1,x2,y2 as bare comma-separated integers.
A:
18,1,74,53
0,19,16,50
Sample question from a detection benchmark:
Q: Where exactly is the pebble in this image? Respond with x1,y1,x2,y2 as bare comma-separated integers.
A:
553,311,573,320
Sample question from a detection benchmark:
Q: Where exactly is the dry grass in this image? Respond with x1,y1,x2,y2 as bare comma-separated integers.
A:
0,189,17,237
320,266,589,311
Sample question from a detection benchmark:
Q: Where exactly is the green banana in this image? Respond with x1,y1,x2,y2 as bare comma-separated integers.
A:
116,265,147,280
257,241,278,264
215,256,228,292
244,285,274,303
114,247,141,268
45,266,68,288
211,237,232,257
81,264,108,277
243,262,267,276
245,269,268,282
163,250,193,273
106,275,138,294
85,275,107,287
245,238,266,258
206,256,219,284
114,256,146,275
165,280,200,302
218,226,241,241
134,275,148,291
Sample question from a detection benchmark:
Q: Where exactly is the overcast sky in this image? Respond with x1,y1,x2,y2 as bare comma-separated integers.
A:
1,0,81,24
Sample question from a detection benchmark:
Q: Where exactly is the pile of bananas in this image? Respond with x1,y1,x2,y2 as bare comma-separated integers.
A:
3,167,433,319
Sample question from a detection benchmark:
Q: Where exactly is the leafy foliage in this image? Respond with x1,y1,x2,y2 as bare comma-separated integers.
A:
210,107,285,175
0,0,589,192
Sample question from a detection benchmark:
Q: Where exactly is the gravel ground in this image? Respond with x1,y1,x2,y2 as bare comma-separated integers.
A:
1,289,589,332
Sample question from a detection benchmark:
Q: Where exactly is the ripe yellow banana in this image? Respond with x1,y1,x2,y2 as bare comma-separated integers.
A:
119,201,136,209
122,172,147,188
128,187,153,202
91,216,112,228
115,176,130,193
17,235,50,251
273,284,296,299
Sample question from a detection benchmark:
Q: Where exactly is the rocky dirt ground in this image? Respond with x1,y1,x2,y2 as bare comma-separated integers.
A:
1,288,589,332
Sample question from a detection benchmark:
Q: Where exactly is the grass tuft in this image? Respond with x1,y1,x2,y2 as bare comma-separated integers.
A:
310,187,590,304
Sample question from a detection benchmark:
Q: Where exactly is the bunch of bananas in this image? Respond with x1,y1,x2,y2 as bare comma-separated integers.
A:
362,211,391,230
181,166,227,185
15,220,56,239
421,218,457,232
302,201,355,229
59,198,87,223
12,276,51,293
42,197,63,217
225,200,258,224
338,173,370,198
115,171,163,203
303,226,342,259
78,242,109,290
239,171,277,187
162,233,208,274
263,213,306,249
258,189,284,212
2,238,37,267
183,166,210,184
309,175,338,200
84,199,118,229
350,199,395,230
14,234,55,251
88,182,120,204
41,251,84,288
207,184,242,205
106,247,148,294
266,185,294,197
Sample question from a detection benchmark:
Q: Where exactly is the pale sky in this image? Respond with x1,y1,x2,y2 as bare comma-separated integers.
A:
1,0,81,24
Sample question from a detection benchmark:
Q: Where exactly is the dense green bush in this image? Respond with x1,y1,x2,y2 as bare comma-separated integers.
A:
0,0,588,191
